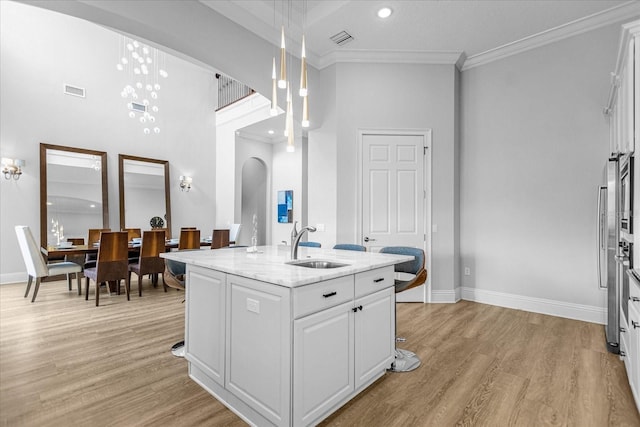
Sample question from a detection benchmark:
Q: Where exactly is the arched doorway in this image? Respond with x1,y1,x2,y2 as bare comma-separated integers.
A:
240,157,267,246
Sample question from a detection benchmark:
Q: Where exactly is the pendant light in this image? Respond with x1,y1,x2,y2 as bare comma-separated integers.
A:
270,57,278,116
286,84,295,152
278,26,287,89
299,35,308,97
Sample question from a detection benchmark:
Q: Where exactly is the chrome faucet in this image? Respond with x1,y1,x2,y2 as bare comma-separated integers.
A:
290,221,317,260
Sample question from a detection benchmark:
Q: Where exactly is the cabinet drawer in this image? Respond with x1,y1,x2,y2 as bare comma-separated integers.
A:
630,273,640,310
355,267,394,299
293,276,354,319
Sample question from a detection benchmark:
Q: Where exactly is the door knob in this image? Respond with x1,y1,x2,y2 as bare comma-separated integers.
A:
364,237,376,242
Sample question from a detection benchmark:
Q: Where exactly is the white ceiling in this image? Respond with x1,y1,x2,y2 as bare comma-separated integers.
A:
200,0,632,68
208,0,637,142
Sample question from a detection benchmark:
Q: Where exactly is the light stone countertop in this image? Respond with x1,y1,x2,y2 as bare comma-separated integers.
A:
161,245,413,288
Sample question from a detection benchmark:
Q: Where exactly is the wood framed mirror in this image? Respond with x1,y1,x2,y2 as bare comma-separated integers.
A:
118,154,171,238
40,143,109,249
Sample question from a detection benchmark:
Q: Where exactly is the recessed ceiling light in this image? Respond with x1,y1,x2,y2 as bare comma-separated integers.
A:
268,130,275,135
377,7,392,19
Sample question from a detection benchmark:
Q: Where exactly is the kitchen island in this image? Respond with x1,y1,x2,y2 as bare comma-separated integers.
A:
162,245,413,427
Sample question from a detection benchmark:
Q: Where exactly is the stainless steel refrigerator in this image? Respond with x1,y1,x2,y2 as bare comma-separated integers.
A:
599,157,620,353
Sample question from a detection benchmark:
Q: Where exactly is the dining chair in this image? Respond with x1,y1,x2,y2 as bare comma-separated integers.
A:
128,230,166,297
86,228,110,269
123,228,142,241
178,229,200,250
88,228,110,246
163,258,187,357
299,241,321,248
84,231,130,306
63,238,87,287
379,246,427,372
211,229,230,249
123,228,142,264
333,243,366,251
15,225,83,302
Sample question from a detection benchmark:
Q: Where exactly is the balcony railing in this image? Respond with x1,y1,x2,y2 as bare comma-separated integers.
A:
216,73,255,111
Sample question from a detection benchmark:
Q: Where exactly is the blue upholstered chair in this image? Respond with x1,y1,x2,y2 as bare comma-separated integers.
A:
333,244,366,252
379,246,427,372
299,241,321,248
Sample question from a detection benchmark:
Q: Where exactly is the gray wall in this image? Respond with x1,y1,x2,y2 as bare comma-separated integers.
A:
460,23,620,319
333,62,459,297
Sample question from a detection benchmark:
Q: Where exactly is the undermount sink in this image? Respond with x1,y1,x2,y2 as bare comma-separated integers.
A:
287,259,349,269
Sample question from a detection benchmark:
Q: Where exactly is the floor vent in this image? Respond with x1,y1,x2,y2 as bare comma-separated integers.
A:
330,30,354,46
63,84,85,98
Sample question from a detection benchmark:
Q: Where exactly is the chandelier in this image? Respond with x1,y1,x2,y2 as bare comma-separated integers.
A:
116,36,168,135
271,0,309,153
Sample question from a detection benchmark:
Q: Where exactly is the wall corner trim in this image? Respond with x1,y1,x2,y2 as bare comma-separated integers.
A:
430,289,460,303
462,1,640,71
461,286,606,325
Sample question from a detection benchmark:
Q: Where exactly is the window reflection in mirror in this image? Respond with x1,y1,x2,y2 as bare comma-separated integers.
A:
40,144,109,248
118,155,171,238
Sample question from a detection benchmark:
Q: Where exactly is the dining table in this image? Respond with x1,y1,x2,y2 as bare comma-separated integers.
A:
42,238,213,260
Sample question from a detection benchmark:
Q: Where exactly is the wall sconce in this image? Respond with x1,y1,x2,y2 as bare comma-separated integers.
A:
179,175,192,192
2,158,25,180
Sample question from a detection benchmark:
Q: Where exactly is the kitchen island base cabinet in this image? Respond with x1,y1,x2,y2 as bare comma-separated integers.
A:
226,275,291,426
293,301,354,426
185,269,226,387
183,264,397,427
294,287,395,426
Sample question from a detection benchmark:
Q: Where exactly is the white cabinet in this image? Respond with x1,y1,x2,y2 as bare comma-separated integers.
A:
185,266,226,386
225,274,291,426
293,301,354,426
626,274,640,409
183,264,396,427
292,268,395,426
608,21,639,156
354,287,395,388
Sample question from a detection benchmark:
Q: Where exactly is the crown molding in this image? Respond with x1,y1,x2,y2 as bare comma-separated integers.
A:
316,50,465,70
462,1,640,71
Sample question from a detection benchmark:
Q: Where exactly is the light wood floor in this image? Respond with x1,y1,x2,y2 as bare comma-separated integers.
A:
1,279,639,427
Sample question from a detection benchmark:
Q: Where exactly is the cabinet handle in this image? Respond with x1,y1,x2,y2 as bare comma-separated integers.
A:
323,291,337,298
621,327,627,333
631,297,640,302
621,350,626,357
373,278,384,283
358,305,363,311
352,307,358,312
633,321,640,329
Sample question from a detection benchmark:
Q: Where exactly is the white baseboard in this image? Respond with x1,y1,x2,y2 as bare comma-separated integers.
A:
430,288,460,303
460,286,606,325
1,272,26,285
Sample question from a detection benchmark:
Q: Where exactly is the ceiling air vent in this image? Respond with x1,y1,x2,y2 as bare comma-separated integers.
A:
130,102,147,113
63,84,85,98
330,30,354,46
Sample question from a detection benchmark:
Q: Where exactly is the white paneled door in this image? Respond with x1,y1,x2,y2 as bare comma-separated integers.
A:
360,131,431,302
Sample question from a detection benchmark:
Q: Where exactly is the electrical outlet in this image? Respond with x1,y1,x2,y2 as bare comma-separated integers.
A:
246,298,260,314
464,267,471,276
